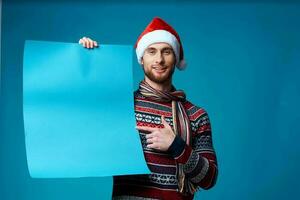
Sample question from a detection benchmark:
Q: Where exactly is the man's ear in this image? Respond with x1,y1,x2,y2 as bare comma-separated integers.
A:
141,57,144,65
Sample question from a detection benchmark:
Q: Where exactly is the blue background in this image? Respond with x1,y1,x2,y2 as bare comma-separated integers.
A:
1,0,299,199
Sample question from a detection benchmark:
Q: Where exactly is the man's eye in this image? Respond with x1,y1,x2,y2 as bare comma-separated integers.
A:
163,50,171,54
148,50,155,54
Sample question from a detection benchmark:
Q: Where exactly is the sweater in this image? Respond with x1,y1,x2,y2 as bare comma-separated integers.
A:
113,90,218,200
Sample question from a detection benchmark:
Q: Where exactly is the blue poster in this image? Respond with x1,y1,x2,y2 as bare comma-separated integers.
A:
23,40,150,178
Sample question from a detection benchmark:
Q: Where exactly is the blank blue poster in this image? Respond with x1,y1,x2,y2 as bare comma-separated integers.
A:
23,40,150,178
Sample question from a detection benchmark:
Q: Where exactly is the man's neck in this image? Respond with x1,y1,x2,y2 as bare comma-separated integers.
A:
144,77,172,92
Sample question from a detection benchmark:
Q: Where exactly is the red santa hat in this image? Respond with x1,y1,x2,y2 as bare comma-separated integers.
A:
134,17,186,70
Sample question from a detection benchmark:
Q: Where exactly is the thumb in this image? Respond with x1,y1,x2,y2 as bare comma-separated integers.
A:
161,115,171,129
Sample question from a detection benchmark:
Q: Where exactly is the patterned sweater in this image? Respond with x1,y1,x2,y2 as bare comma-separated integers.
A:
113,90,218,200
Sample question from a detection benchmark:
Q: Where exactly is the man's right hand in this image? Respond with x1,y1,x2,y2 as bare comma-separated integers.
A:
78,37,98,49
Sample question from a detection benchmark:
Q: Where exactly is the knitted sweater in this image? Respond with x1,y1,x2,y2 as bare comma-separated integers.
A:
113,90,218,200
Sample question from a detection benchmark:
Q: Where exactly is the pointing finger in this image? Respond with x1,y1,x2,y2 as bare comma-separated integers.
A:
136,126,158,133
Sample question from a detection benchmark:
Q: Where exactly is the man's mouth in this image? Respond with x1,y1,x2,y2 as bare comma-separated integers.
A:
152,66,167,73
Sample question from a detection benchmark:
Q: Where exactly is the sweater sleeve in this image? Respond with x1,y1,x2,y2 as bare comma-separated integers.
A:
168,110,218,189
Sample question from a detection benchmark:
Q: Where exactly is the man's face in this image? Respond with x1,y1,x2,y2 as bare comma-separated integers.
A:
141,43,176,84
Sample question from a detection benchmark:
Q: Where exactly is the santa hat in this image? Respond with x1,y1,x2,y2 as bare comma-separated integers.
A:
134,17,186,70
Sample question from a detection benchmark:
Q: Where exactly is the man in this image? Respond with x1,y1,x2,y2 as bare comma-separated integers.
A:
79,17,218,200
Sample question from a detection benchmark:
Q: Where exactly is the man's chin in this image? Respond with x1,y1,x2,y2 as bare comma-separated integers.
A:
144,69,174,84
149,76,170,84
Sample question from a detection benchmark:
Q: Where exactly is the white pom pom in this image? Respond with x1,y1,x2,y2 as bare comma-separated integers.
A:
177,59,187,70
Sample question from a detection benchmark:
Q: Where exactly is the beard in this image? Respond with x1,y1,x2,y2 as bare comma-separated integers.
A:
143,65,175,84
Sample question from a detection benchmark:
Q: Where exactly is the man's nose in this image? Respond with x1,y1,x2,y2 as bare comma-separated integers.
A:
155,52,164,64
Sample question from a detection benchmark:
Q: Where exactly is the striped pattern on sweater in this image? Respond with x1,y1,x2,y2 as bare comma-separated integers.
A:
113,91,218,200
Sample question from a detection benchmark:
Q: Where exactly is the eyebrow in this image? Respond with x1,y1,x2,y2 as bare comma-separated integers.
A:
146,47,173,51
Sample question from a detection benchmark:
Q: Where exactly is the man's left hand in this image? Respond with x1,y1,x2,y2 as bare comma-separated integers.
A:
136,116,176,151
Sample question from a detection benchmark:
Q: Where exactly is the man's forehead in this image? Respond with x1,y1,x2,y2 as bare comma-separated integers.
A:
146,42,173,49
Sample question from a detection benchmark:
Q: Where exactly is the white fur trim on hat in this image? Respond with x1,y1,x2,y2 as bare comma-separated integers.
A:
136,30,181,67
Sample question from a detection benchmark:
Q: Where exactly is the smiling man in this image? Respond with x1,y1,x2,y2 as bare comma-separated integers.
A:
79,17,218,200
